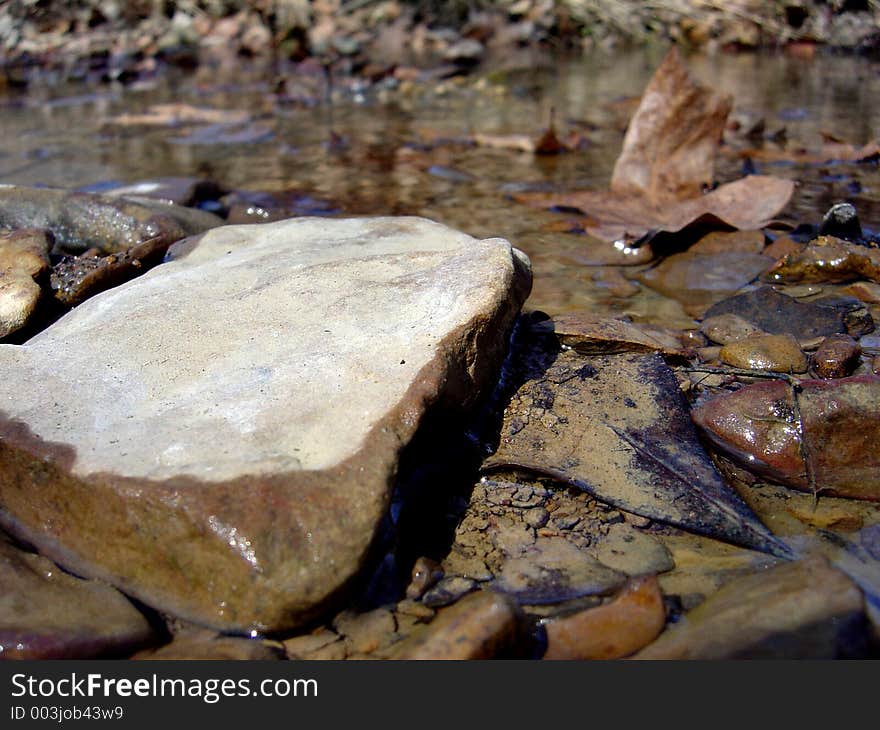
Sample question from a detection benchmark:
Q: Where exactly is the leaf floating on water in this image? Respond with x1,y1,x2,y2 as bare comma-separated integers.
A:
481,327,791,558
513,47,794,247
533,109,566,156
516,176,794,248
609,46,732,206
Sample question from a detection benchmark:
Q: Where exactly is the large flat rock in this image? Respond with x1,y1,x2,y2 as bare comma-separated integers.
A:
0,216,531,632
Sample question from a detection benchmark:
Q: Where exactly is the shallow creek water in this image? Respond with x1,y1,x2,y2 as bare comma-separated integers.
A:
3,47,880,658
2,47,879,324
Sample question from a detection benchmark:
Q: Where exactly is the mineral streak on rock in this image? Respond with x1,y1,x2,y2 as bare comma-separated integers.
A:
692,375,880,501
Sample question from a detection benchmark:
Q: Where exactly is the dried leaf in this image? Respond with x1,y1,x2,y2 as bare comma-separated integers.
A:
513,48,794,247
481,328,791,557
610,46,732,205
516,175,795,245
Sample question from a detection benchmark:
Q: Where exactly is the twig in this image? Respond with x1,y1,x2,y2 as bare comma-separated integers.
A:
679,365,805,385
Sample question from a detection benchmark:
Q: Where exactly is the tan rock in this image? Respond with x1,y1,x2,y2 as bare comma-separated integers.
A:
333,608,397,655
283,629,341,659
0,537,157,659
594,523,674,576
720,333,808,372
634,556,865,659
699,312,766,345
543,576,666,660
390,590,522,660
0,217,531,632
0,229,50,338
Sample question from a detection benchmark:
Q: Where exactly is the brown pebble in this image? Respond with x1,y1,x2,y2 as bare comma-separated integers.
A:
720,333,807,373
390,591,522,660
406,557,444,600
696,345,722,363
680,329,708,349
812,334,861,379
700,313,765,345
543,576,666,660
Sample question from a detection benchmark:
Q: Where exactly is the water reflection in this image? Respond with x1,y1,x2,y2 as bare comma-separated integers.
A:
0,48,878,321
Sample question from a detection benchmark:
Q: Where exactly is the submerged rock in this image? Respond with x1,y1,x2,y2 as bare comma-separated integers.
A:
389,590,523,659
0,185,205,255
699,312,766,345
704,285,873,341
719,333,808,373
0,537,158,659
765,235,880,285
543,576,666,660
637,251,774,315
634,556,866,659
692,374,880,501
0,217,531,632
0,229,50,338
812,334,861,379
492,537,627,604
133,628,281,660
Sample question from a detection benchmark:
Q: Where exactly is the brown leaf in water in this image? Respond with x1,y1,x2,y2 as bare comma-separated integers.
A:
514,48,794,247
481,327,791,558
516,175,795,245
610,46,732,206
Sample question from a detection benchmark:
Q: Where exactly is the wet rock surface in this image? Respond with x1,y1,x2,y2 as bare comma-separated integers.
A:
704,285,874,341
812,334,862,379
0,216,531,632
543,576,666,660
132,628,281,661
0,186,207,256
766,236,880,285
0,537,159,659
692,375,880,501
719,333,808,373
0,229,50,338
634,556,866,659
389,590,523,660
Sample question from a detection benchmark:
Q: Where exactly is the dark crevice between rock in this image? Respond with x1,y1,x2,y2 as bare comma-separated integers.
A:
340,312,560,657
